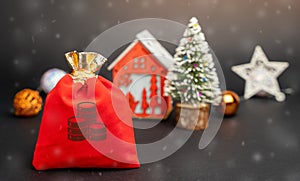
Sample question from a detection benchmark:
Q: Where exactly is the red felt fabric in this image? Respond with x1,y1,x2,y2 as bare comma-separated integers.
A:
33,75,140,170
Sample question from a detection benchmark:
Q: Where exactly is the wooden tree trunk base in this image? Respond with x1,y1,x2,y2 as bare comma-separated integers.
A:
175,103,210,130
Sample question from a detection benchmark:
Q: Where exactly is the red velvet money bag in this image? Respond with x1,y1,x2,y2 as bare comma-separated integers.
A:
32,51,140,170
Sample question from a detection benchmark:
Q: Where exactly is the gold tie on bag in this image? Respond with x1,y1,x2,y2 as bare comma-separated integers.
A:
65,51,107,84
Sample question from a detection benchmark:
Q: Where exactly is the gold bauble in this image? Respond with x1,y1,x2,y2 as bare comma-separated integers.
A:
13,89,43,117
221,90,240,116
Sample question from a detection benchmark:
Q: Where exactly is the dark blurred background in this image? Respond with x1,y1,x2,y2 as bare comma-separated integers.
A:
1,1,300,180
1,0,299,110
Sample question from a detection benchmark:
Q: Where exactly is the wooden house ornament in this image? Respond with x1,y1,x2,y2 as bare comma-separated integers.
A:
108,30,174,119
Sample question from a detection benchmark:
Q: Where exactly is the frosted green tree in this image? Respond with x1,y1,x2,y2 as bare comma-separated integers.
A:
165,17,221,106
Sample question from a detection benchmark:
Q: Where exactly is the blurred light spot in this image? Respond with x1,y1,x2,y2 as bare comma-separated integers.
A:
13,57,32,73
267,118,273,124
31,36,35,43
32,49,37,54
206,27,215,36
275,39,282,44
229,25,238,33
72,0,86,14
23,0,40,12
67,157,74,164
156,0,163,5
9,16,15,22
100,22,108,29
107,1,113,8
14,82,19,87
208,152,212,156
55,33,61,39
276,10,281,15
284,88,294,95
252,152,263,162
256,9,267,19
31,21,47,34
155,163,162,168
141,0,149,8
53,147,62,156
212,0,219,5
226,159,236,168
7,155,13,161
14,59,19,65
285,47,294,55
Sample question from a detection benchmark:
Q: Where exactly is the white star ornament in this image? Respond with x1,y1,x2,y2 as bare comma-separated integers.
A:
231,45,289,102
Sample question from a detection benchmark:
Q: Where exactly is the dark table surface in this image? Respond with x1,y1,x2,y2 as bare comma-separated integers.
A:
1,93,300,181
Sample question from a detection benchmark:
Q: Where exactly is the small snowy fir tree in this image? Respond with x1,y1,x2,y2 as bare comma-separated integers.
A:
164,17,221,106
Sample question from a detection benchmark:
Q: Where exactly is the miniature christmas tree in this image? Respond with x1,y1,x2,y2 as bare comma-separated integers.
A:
165,17,221,106
150,75,159,114
141,88,149,114
150,75,158,98
127,92,139,112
